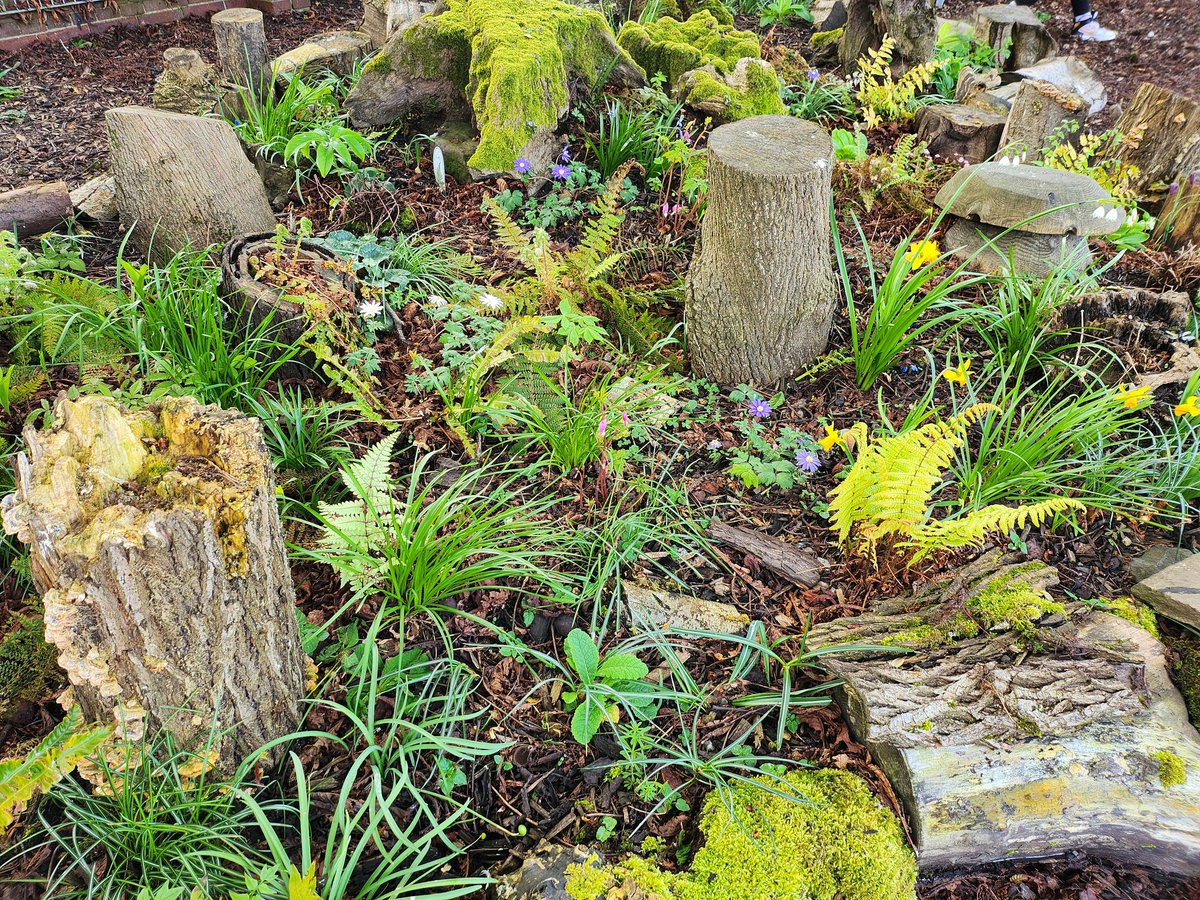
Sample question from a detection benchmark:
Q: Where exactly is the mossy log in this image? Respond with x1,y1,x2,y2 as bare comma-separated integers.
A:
806,550,1200,872
972,3,1055,70
685,115,835,385
1,395,305,767
839,0,936,73
1114,83,1200,203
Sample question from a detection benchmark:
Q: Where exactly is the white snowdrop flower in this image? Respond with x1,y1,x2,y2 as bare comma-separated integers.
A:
997,156,1011,166
359,299,384,319
478,292,505,311
1106,207,1123,222
1126,210,1138,226
1092,206,1107,219
427,293,448,307
1019,151,1028,164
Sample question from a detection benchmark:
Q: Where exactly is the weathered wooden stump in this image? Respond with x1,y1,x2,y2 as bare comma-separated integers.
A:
0,181,73,237
0,395,305,766
685,115,835,385
972,3,1054,70
1114,83,1200,203
105,106,276,260
273,31,374,81
1155,176,1200,250
212,8,270,98
840,0,936,72
152,48,221,116
915,103,1006,164
806,550,1200,872
999,78,1087,163
70,174,118,223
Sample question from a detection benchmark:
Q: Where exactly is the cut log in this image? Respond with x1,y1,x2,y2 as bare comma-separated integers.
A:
915,103,1006,164
707,520,824,588
999,78,1086,162
623,579,750,635
273,31,373,81
806,550,1200,873
212,7,270,98
0,181,73,237
685,115,835,385
0,395,305,767
1133,554,1200,631
840,0,936,73
1114,83,1200,203
361,0,433,48
955,67,1009,115
105,106,276,260
972,3,1054,70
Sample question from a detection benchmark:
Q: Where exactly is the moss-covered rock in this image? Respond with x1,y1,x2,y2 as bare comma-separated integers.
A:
617,12,761,87
346,0,645,173
1104,596,1160,638
1151,749,1188,788
676,58,787,122
626,0,733,26
566,768,917,900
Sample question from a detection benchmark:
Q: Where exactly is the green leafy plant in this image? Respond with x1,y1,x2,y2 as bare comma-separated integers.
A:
227,70,337,159
782,75,852,123
251,389,356,515
562,629,655,745
758,0,812,27
314,229,478,301
855,36,945,128
586,96,680,181
0,64,20,102
719,388,819,492
285,121,375,178
489,161,637,230
930,25,1002,101
831,128,868,162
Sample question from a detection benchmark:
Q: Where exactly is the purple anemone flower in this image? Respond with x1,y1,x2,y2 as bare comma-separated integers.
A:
747,398,772,419
514,157,532,174
806,68,820,81
1169,182,1180,196
560,145,571,163
795,449,821,474
552,163,571,180
1190,171,1200,187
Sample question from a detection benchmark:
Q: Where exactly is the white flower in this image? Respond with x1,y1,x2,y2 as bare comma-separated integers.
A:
359,300,384,319
998,156,1011,166
707,439,722,450
1106,207,1123,222
427,293,448,307
1126,210,1138,226
1092,206,1107,219
478,292,504,311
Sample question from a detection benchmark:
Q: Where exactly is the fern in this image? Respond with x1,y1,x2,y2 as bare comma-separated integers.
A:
1,705,112,831
7,274,128,367
855,36,945,129
829,403,1082,563
0,364,44,414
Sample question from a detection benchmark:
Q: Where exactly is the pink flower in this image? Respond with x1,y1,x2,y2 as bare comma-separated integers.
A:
621,410,629,426
597,418,608,439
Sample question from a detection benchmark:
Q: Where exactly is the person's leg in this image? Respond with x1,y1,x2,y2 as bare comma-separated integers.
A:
1072,0,1118,41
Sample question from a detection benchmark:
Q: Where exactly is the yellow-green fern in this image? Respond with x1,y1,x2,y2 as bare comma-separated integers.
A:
855,37,945,129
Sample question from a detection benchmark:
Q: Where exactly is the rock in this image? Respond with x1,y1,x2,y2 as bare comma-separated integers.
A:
496,843,602,900
152,48,221,117
810,0,847,30
618,11,762,92
623,579,749,635
361,0,435,47
69,173,118,222
273,31,373,80
346,0,645,174
972,3,1055,70
1011,56,1106,116
915,103,1007,164
674,57,786,122
805,550,1200,873
1133,554,1200,630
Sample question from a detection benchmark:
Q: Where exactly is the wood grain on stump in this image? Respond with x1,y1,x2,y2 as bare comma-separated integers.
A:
915,103,1006,164
1114,83,1200,202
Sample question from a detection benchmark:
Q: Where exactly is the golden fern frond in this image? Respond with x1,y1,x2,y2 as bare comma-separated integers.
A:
903,497,1084,560
484,197,530,260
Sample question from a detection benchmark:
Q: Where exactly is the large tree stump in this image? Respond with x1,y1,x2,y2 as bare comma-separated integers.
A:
685,115,834,385
806,550,1200,872
915,103,1006,164
999,78,1086,163
105,106,276,260
1114,83,1200,203
212,8,270,98
0,395,305,767
972,4,1054,70
0,181,73,237
840,0,935,73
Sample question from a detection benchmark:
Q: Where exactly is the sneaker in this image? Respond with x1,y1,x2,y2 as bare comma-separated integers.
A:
1074,15,1117,41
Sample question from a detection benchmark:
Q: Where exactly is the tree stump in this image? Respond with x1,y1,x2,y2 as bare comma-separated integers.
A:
0,395,305,767
273,31,374,81
806,550,1200,872
152,47,221,116
0,181,73,237
973,4,1054,70
840,0,936,73
685,115,835,385
105,106,276,260
999,78,1087,163
1154,177,1200,250
915,103,1006,164
212,8,270,98
1114,83,1200,203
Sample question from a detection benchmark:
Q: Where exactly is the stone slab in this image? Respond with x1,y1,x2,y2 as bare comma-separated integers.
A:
1133,554,1200,630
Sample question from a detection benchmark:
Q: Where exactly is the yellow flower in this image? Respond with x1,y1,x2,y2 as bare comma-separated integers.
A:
818,425,846,452
904,240,940,270
1175,395,1200,418
1117,384,1150,409
941,359,971,386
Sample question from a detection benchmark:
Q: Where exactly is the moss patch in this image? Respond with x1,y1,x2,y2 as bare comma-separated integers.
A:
0,609,63,715
678,59,786,121
618,12,761,88
1151,750,1187,788
1103,596,1160,638
567,768,916,900
966,574,1064,645
1177,637,1200,730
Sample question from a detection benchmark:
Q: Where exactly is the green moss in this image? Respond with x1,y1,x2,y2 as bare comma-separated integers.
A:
569,769,916,900
809,27,843,48
1104,596,1160,638
361,51,391,74
1151,750,1187,788
1177,638,1200,729
0,610,62,716
679,60,786,121
565,857,613,899
618,12,761,87
966,575,1064,643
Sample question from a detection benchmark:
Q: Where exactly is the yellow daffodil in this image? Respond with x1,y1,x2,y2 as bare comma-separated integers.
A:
904,240,940,270
1117,384,1150,409
818,425,846,452
1175,395,1200,418
941,359,971,386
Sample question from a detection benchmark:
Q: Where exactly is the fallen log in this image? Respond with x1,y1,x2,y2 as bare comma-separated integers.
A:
0,181,73,237
707,520,824,588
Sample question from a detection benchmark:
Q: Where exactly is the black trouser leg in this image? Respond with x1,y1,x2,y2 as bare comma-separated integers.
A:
1072,0,1092,17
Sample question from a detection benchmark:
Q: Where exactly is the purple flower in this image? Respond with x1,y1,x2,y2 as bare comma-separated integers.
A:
747,398,772,419
707,438,722,450
806,68,820,81
795,449,821,474
1169,182,1180,196
552,163,571,180
621,410,629,426
1190,171,1200,187
514,157,532,174
560,145,571,164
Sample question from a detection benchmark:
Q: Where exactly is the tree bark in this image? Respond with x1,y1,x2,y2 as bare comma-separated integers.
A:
1,395,305,768
707,521,824,588
0,181,73,237
1114,83,1200,203
915,103,1006,164
212,7,270,98
999,78,1086,163
840,0,936,73
1154,178,1200,250
685,115,835,386
105,106,276,261
972,3,1055,70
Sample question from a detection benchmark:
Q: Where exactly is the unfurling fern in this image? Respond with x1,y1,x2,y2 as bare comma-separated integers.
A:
1,705,112,832
855,36,945,129
829,403,1083,563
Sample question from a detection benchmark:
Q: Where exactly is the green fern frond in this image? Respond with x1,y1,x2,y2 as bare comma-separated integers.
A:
14,274,127,367
903,497,1084,560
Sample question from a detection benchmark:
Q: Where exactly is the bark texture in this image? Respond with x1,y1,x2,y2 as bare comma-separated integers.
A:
0,181,73,237
212,7,270,97
999,78,1087,162
1,395,305,767
915,103,1006,164
840,0,935,72
105,106,276,260
972,3,1054,70
707,521,824,588
1114,83,1200,202
1155,178,1200,250
685,115,835,385
152,47,221,116
806,550,1200,872
273,30,373,81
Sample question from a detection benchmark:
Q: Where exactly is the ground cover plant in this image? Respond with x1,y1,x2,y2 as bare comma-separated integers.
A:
2,0,1200,898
